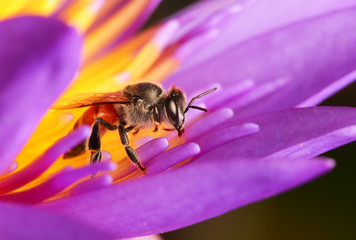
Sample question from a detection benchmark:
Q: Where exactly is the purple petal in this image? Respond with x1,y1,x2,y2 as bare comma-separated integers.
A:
165,4,356,117
0,162,116,204
195,107,356,161
150,19,181,51
174,28,219,62
71,174,113,196
41,157,333,237
204,79,255,111
179,0,356,66
0,16,81,173
195,123,259,154
224,77,289,111
297,69,356,107
0,126,90,195
112,138,169,180
184,108,234,142
147,142,200,174
0,202,114,240
165,1,232,41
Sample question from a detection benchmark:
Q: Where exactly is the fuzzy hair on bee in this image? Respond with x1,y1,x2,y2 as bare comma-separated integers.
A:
54,82,217,173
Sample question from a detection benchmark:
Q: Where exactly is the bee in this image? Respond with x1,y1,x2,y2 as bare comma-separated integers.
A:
55,82,216,173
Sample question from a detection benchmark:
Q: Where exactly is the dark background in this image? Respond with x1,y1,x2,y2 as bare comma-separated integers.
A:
147,1,356,239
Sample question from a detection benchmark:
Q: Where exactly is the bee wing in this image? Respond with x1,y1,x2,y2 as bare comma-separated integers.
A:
53,91,131,110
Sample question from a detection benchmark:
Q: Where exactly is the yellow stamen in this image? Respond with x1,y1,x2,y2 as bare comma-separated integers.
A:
143,57,180,82
120,43,161,82
0,0,27,19
84,0,152,61
59,26,159,98
58,0,104,33
115,20,180,83
90,0,125,24
22,0,64,16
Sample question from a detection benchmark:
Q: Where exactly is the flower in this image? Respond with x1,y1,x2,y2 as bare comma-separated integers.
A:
0,0,356,239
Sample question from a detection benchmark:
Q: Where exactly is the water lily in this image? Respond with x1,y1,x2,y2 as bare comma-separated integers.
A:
1,0,356,239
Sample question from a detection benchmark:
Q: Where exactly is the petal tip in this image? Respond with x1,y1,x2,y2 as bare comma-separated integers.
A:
187,142,201,155
77,125,92,137
156,137,170,148
102,174,113,185
323,158,336,169
107,162,118,171
242,122,260,132
221,108,234,118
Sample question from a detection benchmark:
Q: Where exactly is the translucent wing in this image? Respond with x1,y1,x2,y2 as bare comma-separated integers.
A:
53,91,131,110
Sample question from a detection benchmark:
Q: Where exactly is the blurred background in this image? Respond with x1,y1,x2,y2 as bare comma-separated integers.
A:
145,1,356,240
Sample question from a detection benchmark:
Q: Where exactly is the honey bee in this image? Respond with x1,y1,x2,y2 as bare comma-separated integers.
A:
55,82,216,173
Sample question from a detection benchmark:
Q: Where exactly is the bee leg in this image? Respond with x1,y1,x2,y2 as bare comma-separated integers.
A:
89,118,117,163
132,127,140,135
125,125,135,132
90,118,119,164
118,125,147,173
124,125,140,135
96,118,118,131
89,121,102,164
153,123,159,132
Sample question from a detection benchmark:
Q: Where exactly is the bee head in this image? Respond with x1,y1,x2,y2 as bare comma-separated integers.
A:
165,87,187,136
165,86,217,137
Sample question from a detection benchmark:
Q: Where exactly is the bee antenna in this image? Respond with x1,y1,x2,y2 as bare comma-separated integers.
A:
184,87,217,113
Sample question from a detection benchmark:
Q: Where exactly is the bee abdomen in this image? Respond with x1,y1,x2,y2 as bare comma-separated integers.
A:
63,140,87,159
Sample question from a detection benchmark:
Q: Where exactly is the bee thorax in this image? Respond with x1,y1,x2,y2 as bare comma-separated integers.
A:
117,104,155,128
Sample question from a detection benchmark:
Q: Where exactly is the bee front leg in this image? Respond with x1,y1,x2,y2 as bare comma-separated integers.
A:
125,125,140,135
118,125,147,173
89,120,102,164
153,123,159,133
125,125,135,132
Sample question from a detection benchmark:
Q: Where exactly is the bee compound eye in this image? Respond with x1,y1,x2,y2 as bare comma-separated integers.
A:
167,100,177,116
165,99,185,129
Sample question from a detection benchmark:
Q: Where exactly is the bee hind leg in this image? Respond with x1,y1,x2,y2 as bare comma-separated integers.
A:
89,118,118,164
89,120,102,164
118,125,147,173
